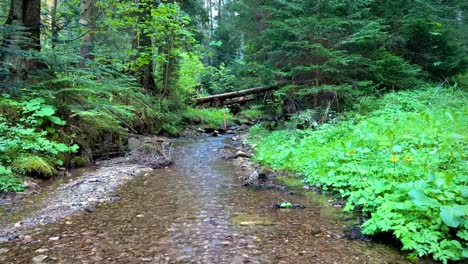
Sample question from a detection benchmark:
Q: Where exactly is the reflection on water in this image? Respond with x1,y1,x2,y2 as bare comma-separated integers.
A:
0,136,428,263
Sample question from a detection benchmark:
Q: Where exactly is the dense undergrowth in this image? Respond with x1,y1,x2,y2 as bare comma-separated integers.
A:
0,66,197,192
248,86,467,263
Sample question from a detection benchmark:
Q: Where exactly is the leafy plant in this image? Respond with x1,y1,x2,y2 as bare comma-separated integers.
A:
279,202,293,208
0,165,25,192
248,86,467,262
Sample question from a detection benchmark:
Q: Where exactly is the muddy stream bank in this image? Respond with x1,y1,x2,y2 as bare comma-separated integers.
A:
0,135,428,263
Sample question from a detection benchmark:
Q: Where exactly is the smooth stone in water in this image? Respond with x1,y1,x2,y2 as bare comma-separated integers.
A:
32,255,48,263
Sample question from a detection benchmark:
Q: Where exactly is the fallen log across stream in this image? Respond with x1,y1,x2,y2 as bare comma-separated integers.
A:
195,82,286,106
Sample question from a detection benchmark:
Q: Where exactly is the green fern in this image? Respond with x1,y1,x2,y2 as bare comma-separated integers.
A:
12,155,56,178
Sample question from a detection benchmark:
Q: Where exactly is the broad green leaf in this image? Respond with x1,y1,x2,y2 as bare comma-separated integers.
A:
408,189,440,208
48,116,66,125
35,106,56,117
55,143,70,152
392,144,403,153
440,205,468,228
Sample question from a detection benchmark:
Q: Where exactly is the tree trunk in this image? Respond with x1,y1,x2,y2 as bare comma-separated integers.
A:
50,0,58,47
131,0,157,92
42,0,58,47
1,0,41,82
195,82,286,105
80,0,96,64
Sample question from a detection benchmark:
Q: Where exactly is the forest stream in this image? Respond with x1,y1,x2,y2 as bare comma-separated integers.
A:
0,135,431,263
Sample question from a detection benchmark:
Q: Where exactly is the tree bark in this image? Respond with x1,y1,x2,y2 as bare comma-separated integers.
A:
1,0,42,82
45,0,59,47
80,0,96,63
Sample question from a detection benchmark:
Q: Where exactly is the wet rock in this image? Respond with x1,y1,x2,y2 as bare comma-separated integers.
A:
235,151,253,159
8,234,19,241
346,226,372,241
242,171,259,186
22,235,33,243
87,178,100,183
272,203,305,209
128,137,144,151
0,248,9,254
85,206,96,213
258,167,275,179
204,128,216,133
32,255,48,263
211,131,219,137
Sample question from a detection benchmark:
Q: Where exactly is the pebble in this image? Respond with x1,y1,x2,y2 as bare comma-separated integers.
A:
136,214,144,218
49,236,60,241
32,255,48,263
35,249,49,253
0,248,9,254
22,235,33,243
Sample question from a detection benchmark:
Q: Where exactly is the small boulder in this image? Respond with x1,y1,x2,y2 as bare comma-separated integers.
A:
32,255,48,263
235,151,252,159
211,131,219,137
204,128,216,133
127,137,144,152
242,171,259,186
258,167,275,179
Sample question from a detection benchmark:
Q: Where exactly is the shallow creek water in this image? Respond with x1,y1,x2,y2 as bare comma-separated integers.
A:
0,136,428,263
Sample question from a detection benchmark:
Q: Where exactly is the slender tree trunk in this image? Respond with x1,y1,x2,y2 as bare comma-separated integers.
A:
209,0,213,35
131,0,157,92
80,0,96,64
42,0,58,47
1,0,42,82
218,0,222,23
51,0,58,47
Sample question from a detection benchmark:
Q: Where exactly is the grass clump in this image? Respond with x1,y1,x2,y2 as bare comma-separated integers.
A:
248,86,467,263
238,107,264,120
12,156,56,178
183,107,236,128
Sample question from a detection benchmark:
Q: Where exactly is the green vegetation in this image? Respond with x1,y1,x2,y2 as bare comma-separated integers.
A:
238,108,265,120
183,107,236,128
0,0,467,261
248,87,467,263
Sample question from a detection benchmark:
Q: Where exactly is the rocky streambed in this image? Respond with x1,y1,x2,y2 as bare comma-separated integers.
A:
0,133,430,263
